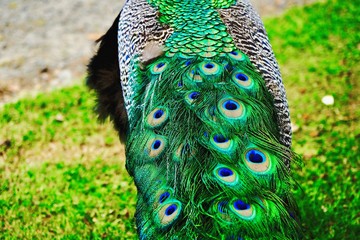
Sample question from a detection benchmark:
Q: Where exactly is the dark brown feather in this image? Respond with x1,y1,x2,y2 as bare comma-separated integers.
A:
86,12,128,142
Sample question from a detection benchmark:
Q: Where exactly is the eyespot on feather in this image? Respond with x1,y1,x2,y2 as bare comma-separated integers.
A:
232,71,254,89
199,61,221,75
150,60,168,74
146,136,167,158
159,192,171,204
185,91,200,105
153,188,174,208
230,199,256,220
243,148,272,174
211,134,234,152
157,201,182,226
228,50,245,61
218,98,246,120
146,107,169,128
213,164,239,185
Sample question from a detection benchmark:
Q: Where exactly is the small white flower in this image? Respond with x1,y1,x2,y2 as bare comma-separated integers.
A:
322,95,334,105
291,123,299,133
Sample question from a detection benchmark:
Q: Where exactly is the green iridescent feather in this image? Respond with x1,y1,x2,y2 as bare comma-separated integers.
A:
118,0,302,239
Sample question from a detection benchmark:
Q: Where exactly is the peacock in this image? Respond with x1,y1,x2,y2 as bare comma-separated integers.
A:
87,0,302,239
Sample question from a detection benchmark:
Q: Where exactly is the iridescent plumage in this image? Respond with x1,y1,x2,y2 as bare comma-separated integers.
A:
87,0,301,239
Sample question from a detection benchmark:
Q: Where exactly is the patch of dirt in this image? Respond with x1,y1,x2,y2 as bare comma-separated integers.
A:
0,0,315,105
0,0,125,104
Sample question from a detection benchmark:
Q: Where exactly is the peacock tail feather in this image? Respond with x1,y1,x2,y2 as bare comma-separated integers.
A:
88,0,302,239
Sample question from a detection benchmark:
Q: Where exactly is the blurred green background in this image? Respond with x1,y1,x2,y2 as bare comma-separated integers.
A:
0,0,359,239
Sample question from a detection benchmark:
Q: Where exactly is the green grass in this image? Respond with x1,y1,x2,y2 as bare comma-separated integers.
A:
266,0,360,238
1,0,359,239
0,87,137,239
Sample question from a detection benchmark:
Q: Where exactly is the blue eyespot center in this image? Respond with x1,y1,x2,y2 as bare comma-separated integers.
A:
214,134,228,143
156,62,165,68
159,192,170,203
234,200,250,211
218,168,233,177
230,51,238,56
185,60,192,66
189,92,200,100
154,109,164,119
152,140,162,150
247,150,265,163
224,100,239,110
165,204,177,216
236,73,248,81
178,81,183,87
205,63,215,69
